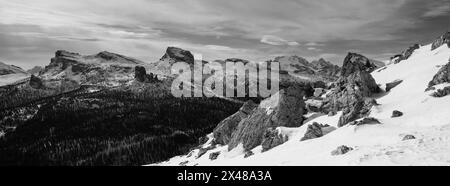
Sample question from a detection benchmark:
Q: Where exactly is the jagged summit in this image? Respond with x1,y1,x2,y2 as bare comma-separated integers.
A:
341,52,378,77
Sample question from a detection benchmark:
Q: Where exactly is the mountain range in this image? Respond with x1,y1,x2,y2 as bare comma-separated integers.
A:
1,29,449,166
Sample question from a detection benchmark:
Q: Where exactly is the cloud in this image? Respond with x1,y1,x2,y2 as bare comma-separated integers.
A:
0,0,449,68
423,0,450,17
260,35,299,46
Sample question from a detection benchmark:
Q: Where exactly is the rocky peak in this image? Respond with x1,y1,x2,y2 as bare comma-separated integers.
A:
431,29,450,50
227,85,307,151
341,53,377,77
160,47,195,65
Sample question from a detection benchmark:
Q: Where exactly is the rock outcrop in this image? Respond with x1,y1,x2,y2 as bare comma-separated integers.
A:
348,117,381,126
213,101,258,145
300,122,336,141
261,128,289,152
331,145,354,156
428,62,450,88
160,47,195,65
322,53,380,127
29,75,44,89
402,135,416,141
227,85,307,151
391,44,420,64
134,66,158,83
340,53,378,77
386,79,403,92
431,30,450,50
209,152,220,160
431,86,450,98
392,110,404,118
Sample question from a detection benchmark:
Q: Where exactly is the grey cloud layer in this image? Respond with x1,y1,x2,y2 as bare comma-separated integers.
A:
0,0,449,69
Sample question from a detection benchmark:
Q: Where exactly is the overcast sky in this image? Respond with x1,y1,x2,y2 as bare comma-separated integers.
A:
1,0,450,69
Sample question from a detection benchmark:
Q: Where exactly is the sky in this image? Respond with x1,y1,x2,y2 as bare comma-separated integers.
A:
0,0,450,69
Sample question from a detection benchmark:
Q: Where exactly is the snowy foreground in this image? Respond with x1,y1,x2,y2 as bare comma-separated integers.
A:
155,44,450,166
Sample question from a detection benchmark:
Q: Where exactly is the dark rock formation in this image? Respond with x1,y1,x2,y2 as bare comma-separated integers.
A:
348,117,381,126
392,110,404,118
391,44,420,64
301,122,328,141
331,145,354,156
428,62,450,88
134,66,159,83
431,30,450,50
160,47,195,65
431,86,450,98
402,135,416,141
386,79,403,92
341,53,378,77
209,152,220,160
213,101,258,145
261,128,288,152
197,145,215,159
29,75,44,89
244,151,254,158
228,85,306,151
322,53,380,127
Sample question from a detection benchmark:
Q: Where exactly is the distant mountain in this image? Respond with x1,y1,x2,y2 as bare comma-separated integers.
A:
272,55,341,82
0,61,29,87
26,66,44,75
39,50,145,87
0,61,27,75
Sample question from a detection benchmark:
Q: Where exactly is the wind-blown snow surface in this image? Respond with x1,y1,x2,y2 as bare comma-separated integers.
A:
156,44,450,166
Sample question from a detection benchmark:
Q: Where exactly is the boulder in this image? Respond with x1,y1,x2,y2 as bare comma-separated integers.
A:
213,101,258,145
244,151,254,158
431,30,450,50
29,75,44,89
300,122,326,141
348,117,381,126
428,62,450,88
402,135,416,141
209,152,220,160
431,86,450,98
261,128,289,152
331,145,354,156
392,110,404,118
386,80,403,92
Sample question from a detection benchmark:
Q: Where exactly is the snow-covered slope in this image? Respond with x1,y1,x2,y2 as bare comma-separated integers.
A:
156,43,450,166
